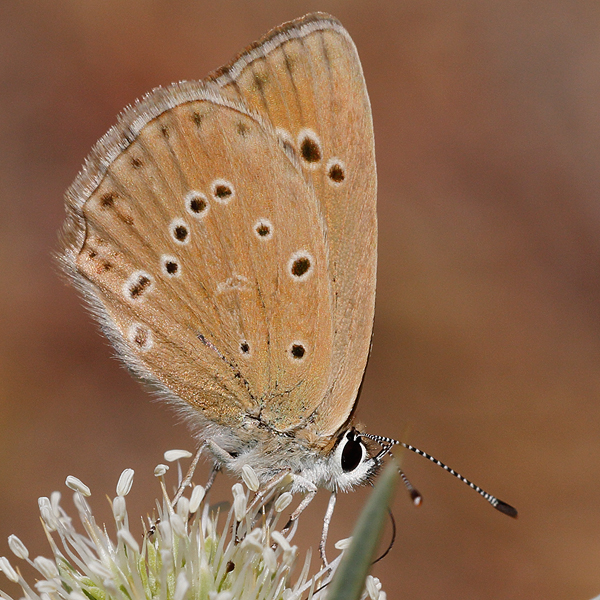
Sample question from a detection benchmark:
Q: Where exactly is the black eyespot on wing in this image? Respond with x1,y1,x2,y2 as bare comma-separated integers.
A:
192,112,204,127
190,196,206,213
255,220,272,239
165,260,178,275
100,192,116,208
129,274,151,299
291,256,310,277
133,327,149,348
240,341,250,354
291,344,305,359
253,71,268,92
174,225,188,242
300,136,321,163
341,432,364,472
328,162,345,183
211,180,235,204
215,184,232,199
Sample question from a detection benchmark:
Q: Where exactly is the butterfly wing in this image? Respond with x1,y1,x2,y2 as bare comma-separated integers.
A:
61,83,335,433
211,13,377,439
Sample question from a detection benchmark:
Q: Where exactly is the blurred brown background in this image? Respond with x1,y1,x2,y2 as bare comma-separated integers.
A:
2,1,600,598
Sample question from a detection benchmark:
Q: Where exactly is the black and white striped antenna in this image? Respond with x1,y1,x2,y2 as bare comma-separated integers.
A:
362,432,518,518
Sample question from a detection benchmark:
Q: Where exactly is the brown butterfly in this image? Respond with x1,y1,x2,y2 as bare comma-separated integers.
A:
60,12,516,561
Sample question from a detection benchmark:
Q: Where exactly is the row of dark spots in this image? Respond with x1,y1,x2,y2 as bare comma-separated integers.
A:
125,246,309,303
237,340,306,360
87,248,112,273
298,132,346,184
127,253,312,296
186,181,234,218
191,105,250,139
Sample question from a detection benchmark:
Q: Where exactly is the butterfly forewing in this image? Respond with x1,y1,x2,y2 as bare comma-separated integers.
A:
212,13,377,437
63,86,334,432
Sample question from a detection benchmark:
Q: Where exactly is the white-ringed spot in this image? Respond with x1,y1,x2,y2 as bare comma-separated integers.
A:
185,191,209,217
254,218,273,240
288,341,307,361
128,323,153,351
123,271,153,301
297,129,322,167
288,251,313,280
161,255,180,277
170,218,190,244
211,179,235,204
326,158,346,184
216,274,250,295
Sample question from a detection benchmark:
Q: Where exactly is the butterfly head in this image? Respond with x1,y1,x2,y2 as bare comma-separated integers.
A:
323,428,381,492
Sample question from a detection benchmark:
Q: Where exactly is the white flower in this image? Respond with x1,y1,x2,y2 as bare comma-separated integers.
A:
0,451,382,600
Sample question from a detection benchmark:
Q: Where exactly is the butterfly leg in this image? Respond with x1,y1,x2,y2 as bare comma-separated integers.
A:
319,492,337,566
281,475,318,540
204,461,219,494
171,446,204,506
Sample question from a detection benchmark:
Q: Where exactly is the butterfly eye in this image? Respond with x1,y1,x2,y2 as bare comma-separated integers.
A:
341,431,365,473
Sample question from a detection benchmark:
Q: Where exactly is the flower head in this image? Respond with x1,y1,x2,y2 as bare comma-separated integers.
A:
0,452,386,600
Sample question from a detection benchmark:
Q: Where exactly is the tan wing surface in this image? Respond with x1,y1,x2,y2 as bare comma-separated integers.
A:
61,82,333,432
211,13,377,437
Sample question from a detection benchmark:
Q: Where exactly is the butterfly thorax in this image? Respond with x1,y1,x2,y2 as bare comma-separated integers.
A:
182,405,377,493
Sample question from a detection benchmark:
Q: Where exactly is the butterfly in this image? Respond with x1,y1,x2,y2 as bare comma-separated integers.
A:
60,12,516,561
